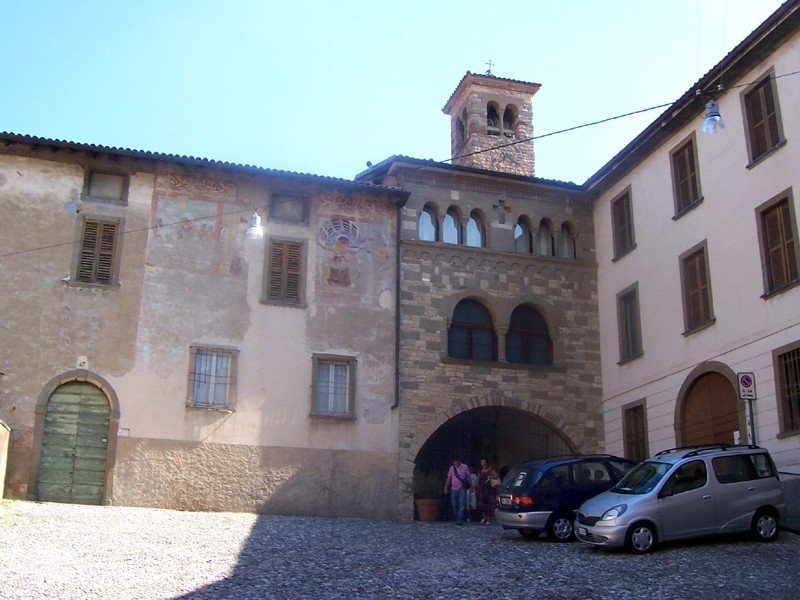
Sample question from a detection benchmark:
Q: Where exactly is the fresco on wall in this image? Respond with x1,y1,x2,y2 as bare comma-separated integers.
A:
150,195,246,279
315,194,394,305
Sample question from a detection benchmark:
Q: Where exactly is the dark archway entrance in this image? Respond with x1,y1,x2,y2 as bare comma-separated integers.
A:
412,406,575,520
683,372,740,446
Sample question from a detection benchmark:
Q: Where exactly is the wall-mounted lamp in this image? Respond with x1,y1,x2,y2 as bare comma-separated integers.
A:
245,211,264,239
702,99,725,135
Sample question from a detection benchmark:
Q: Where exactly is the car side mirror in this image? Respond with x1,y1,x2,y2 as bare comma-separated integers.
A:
658,487,673,499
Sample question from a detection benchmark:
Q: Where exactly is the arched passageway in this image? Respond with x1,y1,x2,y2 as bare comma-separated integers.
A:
412,406,575,520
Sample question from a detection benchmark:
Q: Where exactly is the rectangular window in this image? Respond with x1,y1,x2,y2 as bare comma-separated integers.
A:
776,343,800,434
623,402,648,463
611,190,635,259
262,239,304,304
680,243,714,332
312,354,356,418
744,74,783,162
617,284,642,363
83,170,128,204
671,137,701,215
187,346,238,409
759,196,798,294
75,217,121,286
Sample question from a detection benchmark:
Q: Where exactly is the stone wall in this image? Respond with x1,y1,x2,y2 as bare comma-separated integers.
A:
394,172,602,519
113,437,398,519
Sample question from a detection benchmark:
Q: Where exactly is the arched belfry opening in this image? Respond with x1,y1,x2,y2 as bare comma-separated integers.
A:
411,406,575,519
443,71,540,177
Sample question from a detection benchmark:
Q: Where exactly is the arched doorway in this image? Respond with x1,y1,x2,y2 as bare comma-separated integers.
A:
37,381,112,504
412,406,575,519
682,372,740,446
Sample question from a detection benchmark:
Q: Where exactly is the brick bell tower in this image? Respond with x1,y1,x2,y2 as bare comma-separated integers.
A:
442,71,540,177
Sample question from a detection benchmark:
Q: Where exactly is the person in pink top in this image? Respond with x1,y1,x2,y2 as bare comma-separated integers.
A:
444,458,470,525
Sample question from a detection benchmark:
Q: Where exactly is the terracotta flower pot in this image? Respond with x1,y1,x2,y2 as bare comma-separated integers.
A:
415,498,442,522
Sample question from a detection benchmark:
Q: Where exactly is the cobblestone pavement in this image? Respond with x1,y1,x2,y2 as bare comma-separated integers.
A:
1,500,799,600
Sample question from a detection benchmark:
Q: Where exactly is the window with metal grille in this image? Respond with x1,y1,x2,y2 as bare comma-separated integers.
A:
672,139,701,215
76,218,120,285
777,346,800,433
744,75,782,162
506,304,552,366
611,190,635,259
312,355,355,417
681,245,714,332
448,299,497,361
187,346,238,409
760,197,798,294
623,403,648,463
617,284,642,363
263,239,304,304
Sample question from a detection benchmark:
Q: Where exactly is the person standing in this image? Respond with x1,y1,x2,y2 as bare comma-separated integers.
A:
444,458,470,525
477,458,499,525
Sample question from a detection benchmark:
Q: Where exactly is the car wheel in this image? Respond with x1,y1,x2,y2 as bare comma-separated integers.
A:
751,509,779,542
518,528,539,538
546,513,575,542
625,523,655,554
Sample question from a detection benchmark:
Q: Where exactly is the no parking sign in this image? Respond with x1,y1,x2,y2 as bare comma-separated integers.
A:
738,372,756,400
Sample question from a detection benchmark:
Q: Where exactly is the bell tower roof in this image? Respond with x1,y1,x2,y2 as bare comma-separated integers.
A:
442,71,541,115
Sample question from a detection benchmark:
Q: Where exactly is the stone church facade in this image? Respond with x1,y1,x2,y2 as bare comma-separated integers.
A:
357,73,603,517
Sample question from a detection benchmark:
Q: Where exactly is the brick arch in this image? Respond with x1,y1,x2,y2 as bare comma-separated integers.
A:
28,369,121,504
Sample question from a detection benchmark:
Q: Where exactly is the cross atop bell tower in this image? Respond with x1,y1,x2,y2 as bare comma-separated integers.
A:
442,71,540,177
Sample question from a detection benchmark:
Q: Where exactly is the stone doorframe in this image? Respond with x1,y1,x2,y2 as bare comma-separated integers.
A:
673,361,747,447
397,396,580,519
27,370,121,505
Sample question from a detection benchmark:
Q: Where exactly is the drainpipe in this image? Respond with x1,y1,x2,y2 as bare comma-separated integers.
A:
392,192,408,410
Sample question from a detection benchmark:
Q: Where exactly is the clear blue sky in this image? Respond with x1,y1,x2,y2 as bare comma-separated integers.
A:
0,0,785,184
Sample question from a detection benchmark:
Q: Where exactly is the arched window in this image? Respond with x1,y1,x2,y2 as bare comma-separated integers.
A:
502,104,518,138
443,206,461,244
514,216,533,253
487,102,501,135
418,204,438,241
448,299,497,361
558,222,576,258
506,304,553,365
537,219,554,256
455,117,466,150
466,209,485,248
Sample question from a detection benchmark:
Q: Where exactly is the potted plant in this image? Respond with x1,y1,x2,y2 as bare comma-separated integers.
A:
413,470,444,521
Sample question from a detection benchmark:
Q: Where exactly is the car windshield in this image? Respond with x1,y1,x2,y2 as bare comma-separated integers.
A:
611,461,671,494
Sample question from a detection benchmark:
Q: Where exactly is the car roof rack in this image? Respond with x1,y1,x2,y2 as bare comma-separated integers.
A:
654,443,763,458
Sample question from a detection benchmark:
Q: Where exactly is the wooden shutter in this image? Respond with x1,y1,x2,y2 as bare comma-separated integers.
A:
612,193,632,255
78,219,118,285
762,199,796,291
684,250,709,328
267,239,303,302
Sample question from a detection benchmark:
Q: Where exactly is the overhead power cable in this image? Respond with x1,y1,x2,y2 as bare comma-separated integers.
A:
1,69,798,261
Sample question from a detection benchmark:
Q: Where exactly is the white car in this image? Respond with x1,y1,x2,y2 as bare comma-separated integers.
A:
574,444,786,553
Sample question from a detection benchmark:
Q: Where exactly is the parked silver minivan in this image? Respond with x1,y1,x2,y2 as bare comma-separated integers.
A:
575,445,786,553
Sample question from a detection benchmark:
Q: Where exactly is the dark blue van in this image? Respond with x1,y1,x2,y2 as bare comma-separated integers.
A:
495,455,635,541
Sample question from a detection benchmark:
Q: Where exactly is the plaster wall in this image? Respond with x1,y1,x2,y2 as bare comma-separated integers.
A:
594,31,800,469
1,147,403,517
0,152,150,497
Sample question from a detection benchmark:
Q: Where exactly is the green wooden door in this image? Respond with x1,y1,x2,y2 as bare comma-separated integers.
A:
38,381,110,505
